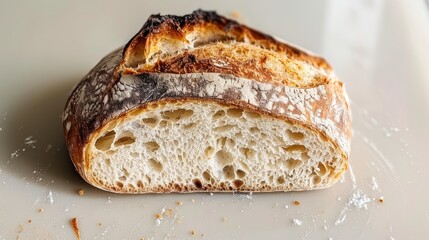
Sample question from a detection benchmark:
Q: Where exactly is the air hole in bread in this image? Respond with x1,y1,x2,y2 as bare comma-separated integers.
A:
250,127,260,134
302,152,310,161
95,130,116,151
277,176,285,184
148,158,163,172
312,175,321,185
232,179,244,188
213,124,234,132
204,146,214,159
162,109,194,121
216,137,236,148
236,169,246,179
114,131,136,147
130,152,139,158
222,165,235,180
119,175,126,182
226,108,243,118
158,120,168,128
239,147,256,159
145,175,152,184
192,34,232,47
245,111,261,119
212,110,225,119
116,181,124,188
319,133,328,142
283,158,302,170
183,122,196,130
141,117,158,128
202,170,212,181
214,150,234,167
144,141,160,151
137,180,144,188
286,130,305,141
317,162,327,176
238,161,250,171
283,144,307,152
192,178,203,189
128,183,135,190
173,183,181,191
105,158,111,167
121,167,130,177
234,132,243,139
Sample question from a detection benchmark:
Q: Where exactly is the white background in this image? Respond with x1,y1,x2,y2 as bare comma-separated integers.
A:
0,0,428,239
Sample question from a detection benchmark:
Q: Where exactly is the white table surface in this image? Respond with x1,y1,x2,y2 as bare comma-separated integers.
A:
1,0,428,239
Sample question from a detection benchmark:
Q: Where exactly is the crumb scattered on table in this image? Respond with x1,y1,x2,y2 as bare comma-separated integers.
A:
98,222,102,226
190,230,196,236
230,11,241,20
155,213,163,220
379,196,384,203
78,189,84,196
70,217,81,240
176,201,183,206
163,208,174,217
28,219,32,223
38,208,44,213
222,217,228,223
292,218,302,226
293,200,301,206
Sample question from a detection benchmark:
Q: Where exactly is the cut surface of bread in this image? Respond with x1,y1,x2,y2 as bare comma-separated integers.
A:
90,100,345,193
63,10,351,193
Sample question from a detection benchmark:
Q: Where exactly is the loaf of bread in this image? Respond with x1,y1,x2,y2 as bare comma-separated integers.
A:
63,10,351,193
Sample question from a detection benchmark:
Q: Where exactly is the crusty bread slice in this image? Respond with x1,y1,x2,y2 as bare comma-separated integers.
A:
63,10,351,193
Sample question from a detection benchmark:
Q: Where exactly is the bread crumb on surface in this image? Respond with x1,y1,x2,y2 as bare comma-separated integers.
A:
38,208,44,213
176,201,183,206
98,222,102,226
230,11,241,20
28,219,32,223
292,218,302,226
78,189,84,196
155,213,163,219
163,208,174,217
222,217,228,223
191,230,196,236
379,196,384,203
191,199,195,203
70,217,81,240
293,200,301,206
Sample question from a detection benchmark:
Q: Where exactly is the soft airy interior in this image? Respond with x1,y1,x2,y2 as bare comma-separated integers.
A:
89,101,344,193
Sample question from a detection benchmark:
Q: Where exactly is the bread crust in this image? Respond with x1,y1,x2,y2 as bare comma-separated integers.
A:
63,10,351,193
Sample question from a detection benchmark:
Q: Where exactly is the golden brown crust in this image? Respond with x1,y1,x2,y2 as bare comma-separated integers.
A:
147,42,330,88
121,10,331,74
